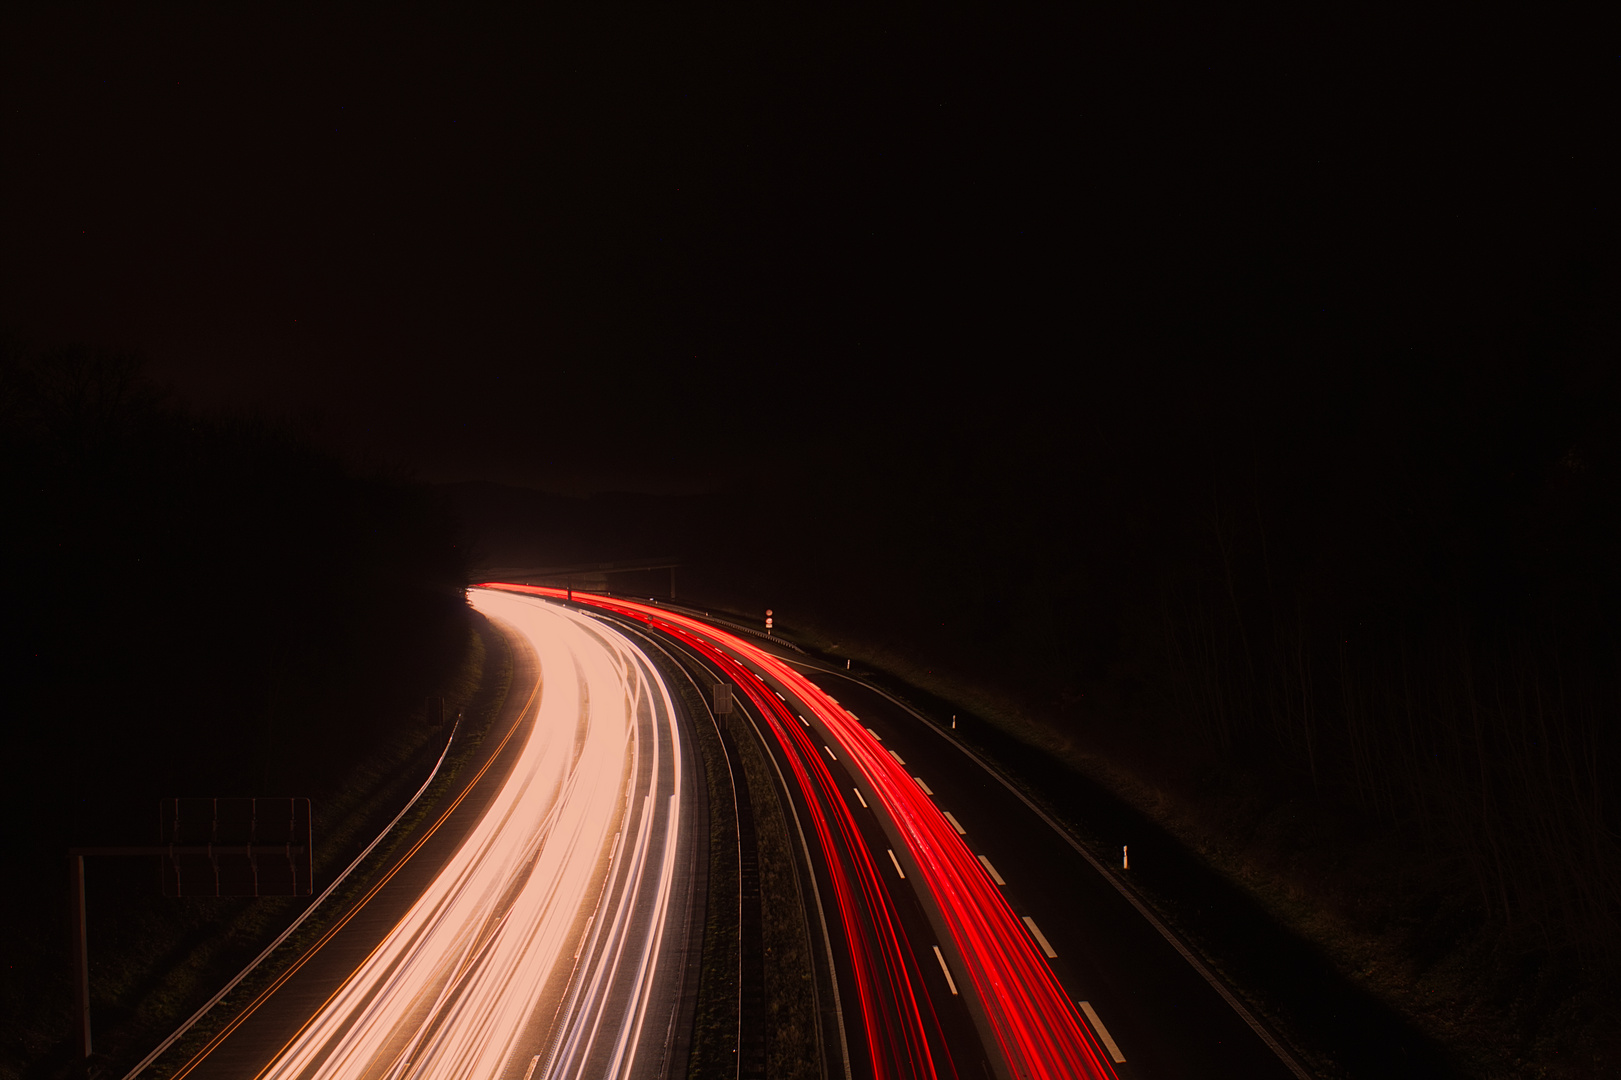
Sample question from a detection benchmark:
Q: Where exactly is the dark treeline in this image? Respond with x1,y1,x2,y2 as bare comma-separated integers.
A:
0,344,470,1069
742,279,1621,978
1155,427,1620,964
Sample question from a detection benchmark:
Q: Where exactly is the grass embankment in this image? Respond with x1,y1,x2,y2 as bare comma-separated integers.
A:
766,614,1620,1080
20,613,511,1080
638,633,818,1080
727,709,820,1080
645,651,738,1080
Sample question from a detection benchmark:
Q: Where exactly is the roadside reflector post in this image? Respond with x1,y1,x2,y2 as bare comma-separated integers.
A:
765,608,773,636
1123,845,1129,869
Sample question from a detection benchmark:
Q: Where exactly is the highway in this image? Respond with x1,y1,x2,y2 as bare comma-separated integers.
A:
163,592,699,1080
154,580,1308,1080
489,586,1137,1080
488,584,1311,1080
786,671,1308,1080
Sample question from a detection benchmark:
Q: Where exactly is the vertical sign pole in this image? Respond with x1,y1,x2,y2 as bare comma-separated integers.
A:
69,854,91,1059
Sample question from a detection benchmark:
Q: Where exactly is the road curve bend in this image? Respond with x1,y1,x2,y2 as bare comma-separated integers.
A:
172,591,696,1080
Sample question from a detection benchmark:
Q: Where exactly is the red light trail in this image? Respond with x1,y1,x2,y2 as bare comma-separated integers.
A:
480,584,1120,1080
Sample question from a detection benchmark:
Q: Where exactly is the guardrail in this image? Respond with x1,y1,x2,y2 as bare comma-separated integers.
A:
120,718,461,1080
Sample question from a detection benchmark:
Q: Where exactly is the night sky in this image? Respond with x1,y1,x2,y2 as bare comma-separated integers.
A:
3,8,1615,496
5,13,1621,1074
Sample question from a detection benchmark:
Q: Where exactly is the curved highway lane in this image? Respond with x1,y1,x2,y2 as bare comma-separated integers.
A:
487,584,1120,1080
167,591,696,1080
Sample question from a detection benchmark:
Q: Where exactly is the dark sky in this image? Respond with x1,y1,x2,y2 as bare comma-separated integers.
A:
3,7,1615,494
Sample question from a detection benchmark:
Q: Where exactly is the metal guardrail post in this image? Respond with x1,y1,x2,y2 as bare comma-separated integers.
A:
70,854,91,1059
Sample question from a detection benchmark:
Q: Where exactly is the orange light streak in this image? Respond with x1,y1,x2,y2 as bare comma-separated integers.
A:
255,593,686,1080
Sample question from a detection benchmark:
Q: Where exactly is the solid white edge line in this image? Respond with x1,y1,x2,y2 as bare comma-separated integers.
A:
799,663,1316,1080
886,849,906,879
914,776,934,795
1022,916,1057,958
853,787,868,809
1078,1001,1127,1064
932,947,959,995
943,811,966,835
977,854,1006,885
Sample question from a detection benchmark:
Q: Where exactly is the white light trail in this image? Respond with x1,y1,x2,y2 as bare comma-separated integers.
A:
256,591,686,1080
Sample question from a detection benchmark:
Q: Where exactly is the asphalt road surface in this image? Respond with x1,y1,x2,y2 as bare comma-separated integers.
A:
496,586,1309,1080
161,593,700,1080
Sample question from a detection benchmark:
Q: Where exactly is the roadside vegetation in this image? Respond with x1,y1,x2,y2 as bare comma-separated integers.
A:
741,340,1621,1078
137,617,509,1080
728,704,821,1080
616,291,1621,1077
643,650,739,1080
0,345,475,1079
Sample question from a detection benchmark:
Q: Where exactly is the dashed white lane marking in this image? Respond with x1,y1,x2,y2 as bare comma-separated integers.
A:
914,776,934,795
978,854,1006,885
824,745,837,761
889,749,906,765
797,714,810,727
1078,1001,1127,1063
522,1054,542,1080
774,691,785,701
887,849,906,879
943,812,966,835
1023,916,1057,958
932,946,959,995
867,727,882,740
853,787,868,808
